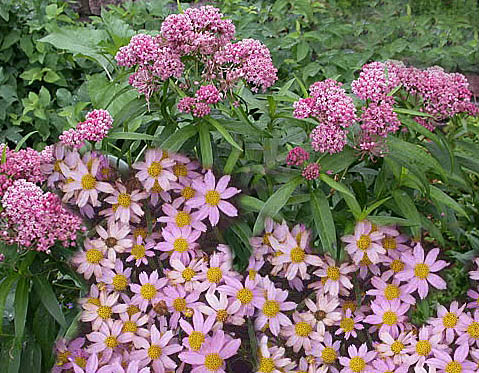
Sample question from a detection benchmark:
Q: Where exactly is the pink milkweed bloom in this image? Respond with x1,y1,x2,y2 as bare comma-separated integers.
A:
312,254,356,296
186,170,240,226
364,299,409,338
157,225,201,265
130,271,168,312
429,301,466,344
341,220,385,265
179,311,216,351
339,343,376,373
427,344,476,373
133,149,177,191
87,320,133,363
104,183,147,224
178,330,241,373
396,243,448,299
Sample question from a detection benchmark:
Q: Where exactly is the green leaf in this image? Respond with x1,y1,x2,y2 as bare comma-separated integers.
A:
108,131,157,141
401,115,442,146
199,122,213,169
64,310,82,340
367,216,413,226
0,273,18,333
296,41,309,62
392,189,422,238
14,131,38,151
360,197,391,220
393,108,433,117
205,117,242,151
160,125,198,152
238,195,265,213
310,189,337,257
319,173,361,218
32,277,66,328
430,185,470,220
223,146,242,175
248,318,259,370
319,147,357,173
225,222,253,271
252,176,302,235
14,277,29,341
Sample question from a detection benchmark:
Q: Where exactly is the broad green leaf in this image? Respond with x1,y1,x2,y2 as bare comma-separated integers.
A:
64,310,82,340
319,147,357,173
205,117,242,151
392,189,421,238
296,41,309,62
252,176,302,235
108,131,157,142
14,131,38,151
0,273,18,333
32,277,66,328
199,123,213,169
401,115,443,146
226,221,253,271
430,185,469,220
161,125,198,152
20,341,42,373
310,189,337,257
238,195,265,213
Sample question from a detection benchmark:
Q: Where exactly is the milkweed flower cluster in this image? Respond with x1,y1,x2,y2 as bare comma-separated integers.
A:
243,217,479,373
115,6,277,109
50,146,246,372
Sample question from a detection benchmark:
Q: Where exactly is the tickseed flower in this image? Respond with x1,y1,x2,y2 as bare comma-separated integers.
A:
376,331,414,366
86,320,133,363
199,291,244,330
304,294,341,336
72,239,114,281
162,285,201,329
282,311,322,353
91,222,132,260
104,183,147,224
158,200,207,232
254,335,295,373
130,271,168,312
101,260,132,293
133,149,176,191
457,309,479,349
427,345,476,373
341,220,385,265
339,343,376,373
217,275,262,318
429,301,466,344
157,225,201,265
335,309,364,340
364,299,409,338
367,273,416,304
179,311,216,352
166,258,207,292
312,254,356,297
126,236,156,267
405,326,446,365
311,331,341,371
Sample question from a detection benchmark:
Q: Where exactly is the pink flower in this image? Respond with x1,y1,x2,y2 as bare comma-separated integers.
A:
158,200,206,232
163,285,201,329
376,331,414,366
126,236,156,266
133,149,176,191
312,255,356,296
396,243,448,299
339,343,376,373
130,271,168,312
217,275,262,318
104,183,147,223
457,309,479,349
179,311,216,351
167,258,208,292
341,220,385,265
101,259,132,293
405,326,447,366
72,239,114,281
427,345,476,373
199,290,244,329
186,170,240,226
286,147,310,166
367,273,415,304
254,335,295,373
335,309,364,340
469,258,479,280
429,301,465,344
87,320,133,363
302,163,320,180
282,311,323,353
157,225,201,265
311,331,340,370
364,299,409,338
92,222,132,260
304,294,341,336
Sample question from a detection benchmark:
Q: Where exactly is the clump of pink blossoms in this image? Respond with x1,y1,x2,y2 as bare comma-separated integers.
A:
59,109,113,148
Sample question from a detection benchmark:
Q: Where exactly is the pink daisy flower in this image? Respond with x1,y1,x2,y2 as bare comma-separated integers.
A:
92,222,132,260
457,309,479,349
341,220,385,265
467,288,479,309
376,331,414,366
130,271,168,312
163,285,201,329
133,148,176,191
364,299,409,338
186,170,240,226
405,326,447,366
199,290,244,330
104,183,147,223
166,258,208,292
171,158,202,185
429,301,465,344
157,225,201,265
469,258,479,280
427,345,476,373
335,309,364,340
253,335,295,373
72,239,114,281
339,343,376,373
118,311,150,349
101,259,132,293
371,358,408,373
282,311,323,353
397,243,448,299
198,253,238,290
126,236,156,266
367,273,415,304
217,275,263,318
158,200,207,232
381,250,408,280
312,331,340,372
179,311,216,351
250,217,277,259
378,225,410,256
312,255,356,296
304,294,341,336
87,320,133,363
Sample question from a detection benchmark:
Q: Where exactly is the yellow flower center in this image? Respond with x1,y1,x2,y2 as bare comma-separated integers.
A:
140,283,156,300
173,298,187,312
56,351,71,365
105,336,118,348
391,340,404,354
357,234,371,250
75,357,86,368
181,186,195,200
204,353,223,371
391,259,404,273
88,298,101,306
188,331,205,351
349,357,366,372
384,284,400,300
148,345,162,360
122,321,138,333
237,288,253,304
147,162,162,177
97,306,112,319
182,268,196,281
174,238,189,253
445,361,462,373
467,322,479,338
127,305,140,316
152,179,164,192
262,233,271,246
216,309,228,322
382,311,398,325
360,253,372,265
382,236,397,250
258,357,275,373
112,274,128,291
443,312,458,328
340,317,355,332
86,249,103,264
207,267,223,283
53,160,62,173
342,301,357,312
327,266,340,281
290,247,305,263
175,211,191,227
117,193,131,207
81,174,96,190
205,190,221,206
131,244,146,259
416,340,431,356
295,322,312,337
263,300,280,317
321,347,337,364
173,164,188,177
183,308,194,318
414,263,430,279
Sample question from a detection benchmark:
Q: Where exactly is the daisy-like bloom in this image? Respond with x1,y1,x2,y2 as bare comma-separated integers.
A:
396,243,448,299
126,236,156,267
163,285,201,329
364,299,409,337
339,343,376,373
62,157,114,207
467,288,479,309
198,253,238,291
357,252,381,279
41,143,71,187
246,255,265,282
186,170,241,226
312,331,341,373
119,311,150,348
158,200,207,232
304,294,341,336
429,301,466,344
72,239,114,280
427,345,476,373
101,259,132,293
82,290,128,330
404,326,447,365
381,250,407,280
172,181,197,206
157,226,201,265
250,217,277,259
130,326,182,373
53,338,84,372
335,309,364,340
378,225,410,256
371,358,408,373
282,311,322,353
199,290,244,330
376,331,415,366
179,311,216,351
457,309,479,349
179,329,241,373
341,220,385,265
97,359,151,373
367,273,416,305
133,148,176,191
217,275,263,318
166,258,208,292
253,277,296,336
270,230,323,281
150,178,173,206
87,320,133,363
253,335,295,373
92,222,132,260
104,183,147,223
171,158,202,185
311,255,356,296
130,271,168,312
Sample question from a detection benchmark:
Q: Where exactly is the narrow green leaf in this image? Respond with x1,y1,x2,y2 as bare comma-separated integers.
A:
401,116,442,146
392,189,421,238
319,174,355,199
108,131,157,141
252,176,302,235
205,117,242,151
360,197,392,220
32,277,66,328
393,108,433,117
160,125,198,152
0,273,18,333
14,131,38,151
14,277,29,341
199,122,213,169
223,147,242,175
310,189,337,257
238,195,265,213
368,216,413,226
248,318,259,370
430,185,470,220
64,310,82,340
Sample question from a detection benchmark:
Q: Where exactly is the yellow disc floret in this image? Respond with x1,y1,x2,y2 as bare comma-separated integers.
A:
349,357,366,372
86,249,103,264
188,331,205,351
175,211,191,227
357,235,371,250
384,284,400,300
148,345,162,360
204,353,223,371
295,322,312,337
207,267,223,283
258,357,275,373
391,340,404,354
147,162,162,177
321,347,337,364
97,306,112,319
117,193,131,207
140,283,157,300
205,190,221,206
131,244,146,259
340,317,355,332
327,266,340,281
382,311,398,325
414,263,430,279
237,288,253,304
415,340,431,356
81,174,96,190
263,300,280,318
112,274,128,291
443,312,458,328
173,298,187,312
290,247,305,263
182,268,196,281
173,238,189,253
